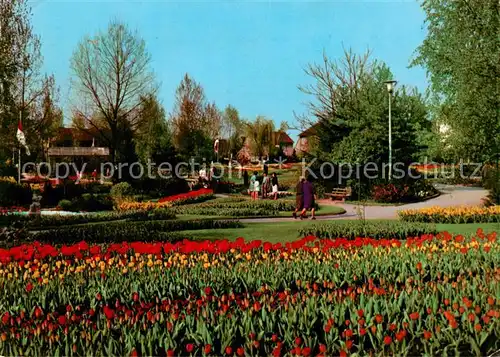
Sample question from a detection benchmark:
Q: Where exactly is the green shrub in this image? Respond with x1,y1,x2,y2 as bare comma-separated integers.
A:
57,194,113,212
173,199,297,216
110,182,134,201
31,219,242,244
58,199,73,211
19,208,176,228
0,179,32,206
298,221,437,240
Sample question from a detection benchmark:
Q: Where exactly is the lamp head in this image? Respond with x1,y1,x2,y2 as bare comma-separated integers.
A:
384,80,397,94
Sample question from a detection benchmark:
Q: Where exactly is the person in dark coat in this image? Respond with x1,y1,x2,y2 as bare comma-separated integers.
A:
243,170,249,187
300,177,316,219
293,177,305,219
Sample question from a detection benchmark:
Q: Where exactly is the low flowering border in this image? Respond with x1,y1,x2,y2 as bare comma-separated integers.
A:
399,205,500,223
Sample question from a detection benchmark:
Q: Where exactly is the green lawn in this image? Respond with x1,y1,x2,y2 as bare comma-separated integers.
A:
176,220,500,244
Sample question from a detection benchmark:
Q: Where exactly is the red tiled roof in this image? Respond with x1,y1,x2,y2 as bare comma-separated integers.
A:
299,123,321,138
277,131,294,144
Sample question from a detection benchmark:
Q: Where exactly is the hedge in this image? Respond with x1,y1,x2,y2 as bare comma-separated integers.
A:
298,221,437,240
30,219,243,244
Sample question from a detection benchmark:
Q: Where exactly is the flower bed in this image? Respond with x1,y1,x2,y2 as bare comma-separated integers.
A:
117,201,173,212
399,205,500,223
0,230,498,355
158,188,214,205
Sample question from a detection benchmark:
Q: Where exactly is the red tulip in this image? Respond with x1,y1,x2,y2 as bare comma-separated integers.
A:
357,309,364,318
204,287,212,296
359,328,367,336
57,315,67,325
132,292,139,302
236,347,244,356
130,349,138,357
204,344,212,354
375,314,383,324
345,340,353,350
339,350,347,357
25,283,33,293
344,329,353,339
423,330,432,340
103,306,115,320
186,344,194,353
302,347,311,356
294,337,302,346
167,350,174,357
225,346,233,355
409,312,419,320
384,336,392,345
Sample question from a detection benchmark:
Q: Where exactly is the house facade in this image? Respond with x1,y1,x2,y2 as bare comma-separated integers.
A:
295,124,320,156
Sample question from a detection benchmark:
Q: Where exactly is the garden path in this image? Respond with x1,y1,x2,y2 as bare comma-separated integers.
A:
239,185,489,223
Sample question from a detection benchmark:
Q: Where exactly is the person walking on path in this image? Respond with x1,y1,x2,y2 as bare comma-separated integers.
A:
249,171,258,200
271,172,279,200
300,177,316,220
262,172,270,199
293,177,305,219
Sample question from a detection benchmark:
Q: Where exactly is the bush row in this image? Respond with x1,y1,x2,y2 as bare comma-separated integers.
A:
298,221,437,240
58,193,113,212
31,219,243,244
1,208,176,228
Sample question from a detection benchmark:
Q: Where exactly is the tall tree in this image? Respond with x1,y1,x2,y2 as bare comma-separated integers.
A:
299,49,430,165
171,74,220,160
412,0,500,162
70,20,156,163
243,116,275,160
0,0,52,159
134,93,175,164
221,105,244,158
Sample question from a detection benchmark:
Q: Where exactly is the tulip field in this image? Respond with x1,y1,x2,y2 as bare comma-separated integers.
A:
0,230,499,356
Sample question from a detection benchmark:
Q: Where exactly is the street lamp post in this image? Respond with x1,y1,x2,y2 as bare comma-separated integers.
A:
384,80,397,180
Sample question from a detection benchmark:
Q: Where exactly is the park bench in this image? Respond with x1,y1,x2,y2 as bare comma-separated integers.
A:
325,187,352,202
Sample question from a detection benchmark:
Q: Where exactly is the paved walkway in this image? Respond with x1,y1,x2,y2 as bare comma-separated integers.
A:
239,185,488,223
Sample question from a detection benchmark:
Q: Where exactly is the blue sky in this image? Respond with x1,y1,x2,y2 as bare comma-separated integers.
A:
30,0,428,139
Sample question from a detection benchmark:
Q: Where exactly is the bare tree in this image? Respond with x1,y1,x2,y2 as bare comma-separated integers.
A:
297,47,372,127
70,20,156,162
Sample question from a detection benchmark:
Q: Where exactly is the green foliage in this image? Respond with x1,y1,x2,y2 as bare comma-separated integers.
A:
130,177,189,198
243,116,275,159
300,50,431,166
31,219,242,244
298,221,437,240
171,74,220,161
0,180,32,206
56,194,112,212
1,208,177,228
412,0,500,162
110,182,134,201
134,93,177,164
57,199,72,211
482,165,500,205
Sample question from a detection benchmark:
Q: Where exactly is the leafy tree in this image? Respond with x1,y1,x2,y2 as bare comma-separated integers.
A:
411,0,500,162
171,74,220,161
221,105,244,158
299,49,431,167
0,0,59,160
243,116,275,160
70,20,156,163
134,93,176,164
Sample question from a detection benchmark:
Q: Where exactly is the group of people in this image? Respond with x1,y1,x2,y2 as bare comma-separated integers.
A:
248,171,279,200
293,176,316,220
